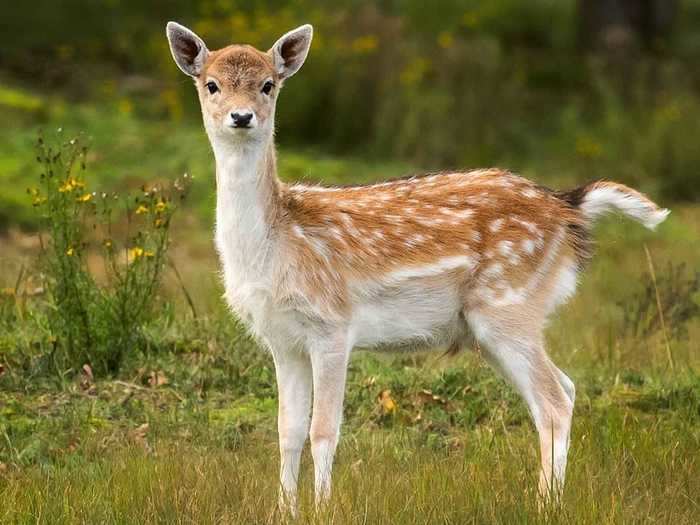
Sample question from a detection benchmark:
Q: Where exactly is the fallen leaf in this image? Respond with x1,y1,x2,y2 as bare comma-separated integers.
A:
82,363,93,381
80,363,94,391
132,423,149,439
148,371,169,387
378,389,397,414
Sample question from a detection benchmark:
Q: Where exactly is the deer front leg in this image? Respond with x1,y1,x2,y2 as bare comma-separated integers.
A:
271,348,313,516
308,334,350,506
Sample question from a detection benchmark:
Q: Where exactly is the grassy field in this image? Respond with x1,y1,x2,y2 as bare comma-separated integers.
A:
1,97,699,523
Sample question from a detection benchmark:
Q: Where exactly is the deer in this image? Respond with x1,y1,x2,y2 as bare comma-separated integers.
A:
166,21,670,514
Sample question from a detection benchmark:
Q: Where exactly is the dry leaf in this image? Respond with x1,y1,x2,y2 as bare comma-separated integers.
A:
82,363,93,380
132,423,149,439
80,363,94,391
148,371,169,387
378,389,397,414
130,423,151,453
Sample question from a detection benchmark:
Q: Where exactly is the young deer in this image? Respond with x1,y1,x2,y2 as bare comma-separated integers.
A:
166,22,669,512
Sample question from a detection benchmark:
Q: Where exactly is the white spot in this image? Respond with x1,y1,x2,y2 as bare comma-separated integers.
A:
385,255,476,282
522,239,535,255
489,218,504,232
498,240,514,257
482,262,503,279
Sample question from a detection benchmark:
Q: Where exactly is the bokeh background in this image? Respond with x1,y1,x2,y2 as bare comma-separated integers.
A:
1,2,699,523
3,0,700,228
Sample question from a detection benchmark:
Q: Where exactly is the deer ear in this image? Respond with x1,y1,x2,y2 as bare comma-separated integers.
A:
270,24,313,80
166,21,209,77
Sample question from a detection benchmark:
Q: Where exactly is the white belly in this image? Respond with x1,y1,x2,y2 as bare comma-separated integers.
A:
348,277,466,351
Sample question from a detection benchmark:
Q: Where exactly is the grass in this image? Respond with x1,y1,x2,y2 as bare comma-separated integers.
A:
1,95,699,523
1,363,698,524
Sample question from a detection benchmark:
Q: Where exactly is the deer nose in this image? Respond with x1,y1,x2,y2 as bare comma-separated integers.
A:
231,111,254,128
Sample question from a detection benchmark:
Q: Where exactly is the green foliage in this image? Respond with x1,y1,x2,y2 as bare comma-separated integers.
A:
30,133,190,376
3,1,700,201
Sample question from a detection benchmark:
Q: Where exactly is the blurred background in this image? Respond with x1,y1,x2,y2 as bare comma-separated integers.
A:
2,0,700,228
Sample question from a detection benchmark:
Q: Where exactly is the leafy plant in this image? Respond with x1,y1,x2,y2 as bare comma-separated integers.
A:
31,131,190,376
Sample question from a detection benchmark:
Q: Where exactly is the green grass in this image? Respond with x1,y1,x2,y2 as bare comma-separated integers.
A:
1,362,698,524
1,93,699,524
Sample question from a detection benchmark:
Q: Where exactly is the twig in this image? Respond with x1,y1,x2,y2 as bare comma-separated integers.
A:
169,257,198,320
643,244,674,371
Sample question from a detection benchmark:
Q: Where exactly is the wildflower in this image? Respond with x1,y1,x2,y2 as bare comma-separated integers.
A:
144,250,155,258
32,196,47,206
135,204,149,215
154,200,167,213
129,247,144,259
66,247,75,256
77,193,92,203
103,239,112,248
378,389,397,414
58,177,85,193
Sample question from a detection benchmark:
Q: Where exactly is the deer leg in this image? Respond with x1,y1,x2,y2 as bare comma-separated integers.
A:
467,310,574,500
271,348,313,516
308,333,350,506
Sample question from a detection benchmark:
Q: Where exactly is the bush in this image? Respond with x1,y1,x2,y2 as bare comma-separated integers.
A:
30,131,190,376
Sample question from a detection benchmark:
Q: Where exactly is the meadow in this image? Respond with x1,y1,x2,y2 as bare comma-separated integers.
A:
1,1,700,523
0,99,698,524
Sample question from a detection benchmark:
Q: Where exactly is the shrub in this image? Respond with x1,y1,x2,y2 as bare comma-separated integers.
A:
30,131,190,376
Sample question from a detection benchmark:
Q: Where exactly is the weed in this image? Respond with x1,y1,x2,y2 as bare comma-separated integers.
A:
29,131,190,376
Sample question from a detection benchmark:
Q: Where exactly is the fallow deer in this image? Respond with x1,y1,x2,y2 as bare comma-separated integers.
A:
166,21,669,513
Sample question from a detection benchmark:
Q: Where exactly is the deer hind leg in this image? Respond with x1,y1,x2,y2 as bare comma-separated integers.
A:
466,308,575,499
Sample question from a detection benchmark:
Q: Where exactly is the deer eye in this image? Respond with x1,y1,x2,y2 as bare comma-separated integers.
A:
205,81,219,94
261,80,275,95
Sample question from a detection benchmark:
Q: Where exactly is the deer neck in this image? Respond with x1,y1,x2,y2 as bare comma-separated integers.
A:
213,136,282,282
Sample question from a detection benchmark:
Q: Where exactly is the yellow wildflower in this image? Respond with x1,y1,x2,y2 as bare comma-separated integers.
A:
154,218,164,228
58,177,84,193
77,193,92,202
135,204,149,215
378,389,397,415
66,247,75,256
129,247,144,259
154,200,167,213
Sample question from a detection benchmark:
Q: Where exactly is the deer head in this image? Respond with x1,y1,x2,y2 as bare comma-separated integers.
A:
166,21,313,147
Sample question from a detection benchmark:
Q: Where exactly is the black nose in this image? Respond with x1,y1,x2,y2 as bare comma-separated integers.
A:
231,112,253,127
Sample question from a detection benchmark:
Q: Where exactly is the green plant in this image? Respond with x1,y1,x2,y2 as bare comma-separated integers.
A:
30,131,190,376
